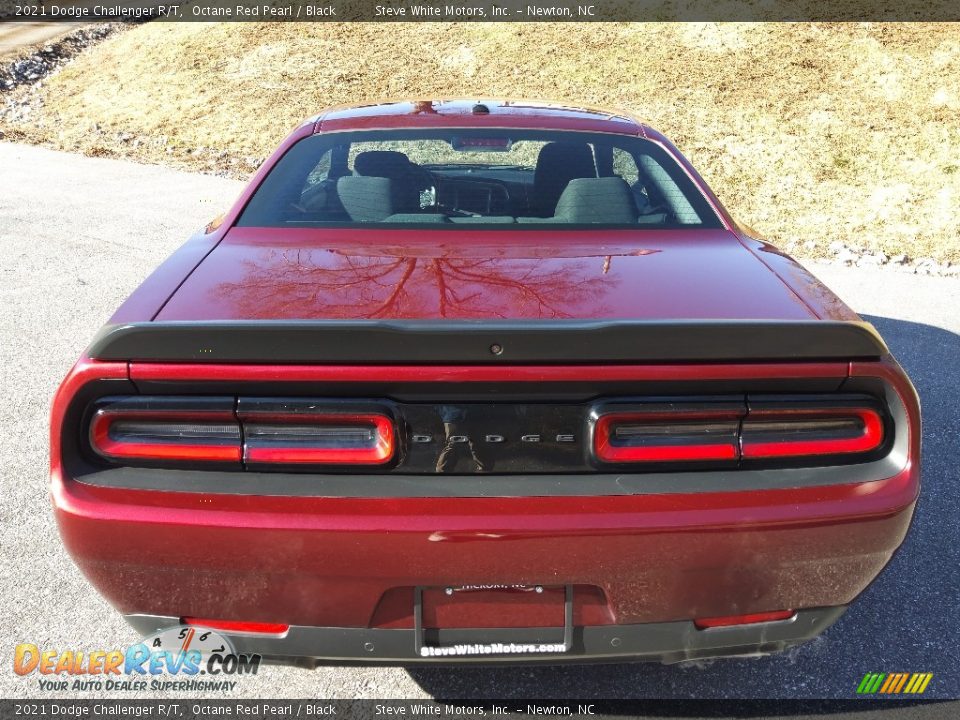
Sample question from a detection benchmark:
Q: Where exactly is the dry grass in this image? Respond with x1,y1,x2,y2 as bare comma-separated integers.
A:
4,22,959,261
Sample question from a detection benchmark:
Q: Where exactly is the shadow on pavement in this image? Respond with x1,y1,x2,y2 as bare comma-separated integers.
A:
405,315,960,709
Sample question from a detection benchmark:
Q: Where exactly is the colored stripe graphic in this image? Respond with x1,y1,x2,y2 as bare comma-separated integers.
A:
879,674,896,693
905,673,934,694
857,672,933,695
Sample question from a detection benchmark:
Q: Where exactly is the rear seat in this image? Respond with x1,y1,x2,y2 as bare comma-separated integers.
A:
353,150,427,213
517,177,638,223
338,175,639,225
449,216,515,224
379,215,516,224
336,176,395,222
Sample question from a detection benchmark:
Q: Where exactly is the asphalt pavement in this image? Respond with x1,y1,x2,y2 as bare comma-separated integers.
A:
0,142,957,706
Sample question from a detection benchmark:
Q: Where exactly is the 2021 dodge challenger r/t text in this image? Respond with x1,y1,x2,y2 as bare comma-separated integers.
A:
50,100,920,664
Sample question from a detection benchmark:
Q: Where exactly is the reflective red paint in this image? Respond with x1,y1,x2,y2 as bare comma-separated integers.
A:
155,229,816,322
52,472,917,627
315,100,643,136
129,361,850,385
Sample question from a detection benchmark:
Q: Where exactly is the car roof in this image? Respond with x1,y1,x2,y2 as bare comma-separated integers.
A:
312,99,648,136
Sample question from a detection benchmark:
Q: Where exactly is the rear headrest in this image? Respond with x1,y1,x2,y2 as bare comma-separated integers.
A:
354,151,413,178
553,177,638,223
336,176,394,222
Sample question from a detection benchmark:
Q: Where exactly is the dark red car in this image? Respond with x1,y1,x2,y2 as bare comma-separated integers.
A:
51,100,920,664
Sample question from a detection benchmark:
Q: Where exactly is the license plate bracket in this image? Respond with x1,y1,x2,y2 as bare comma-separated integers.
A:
413,585,573,657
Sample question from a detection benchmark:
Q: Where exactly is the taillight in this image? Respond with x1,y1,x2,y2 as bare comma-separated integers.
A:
592,402,743,465
89,398,241,463
741,401,885,461
88,397,396,468
88,394,887,472
238,400,395,466
592,396,887,468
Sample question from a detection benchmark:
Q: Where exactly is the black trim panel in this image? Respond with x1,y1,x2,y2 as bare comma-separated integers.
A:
124,607,846,665
73,453,905,496
87,319,888,363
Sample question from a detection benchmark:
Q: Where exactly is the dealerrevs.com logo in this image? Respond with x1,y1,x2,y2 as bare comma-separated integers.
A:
14,626,261,692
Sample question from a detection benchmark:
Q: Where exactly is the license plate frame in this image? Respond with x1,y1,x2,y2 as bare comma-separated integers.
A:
413,585,573,658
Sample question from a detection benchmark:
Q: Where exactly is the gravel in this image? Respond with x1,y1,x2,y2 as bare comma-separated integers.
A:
795,241,960,277
0,24,120,94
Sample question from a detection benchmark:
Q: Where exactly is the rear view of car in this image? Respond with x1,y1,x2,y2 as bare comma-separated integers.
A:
50,100,921,664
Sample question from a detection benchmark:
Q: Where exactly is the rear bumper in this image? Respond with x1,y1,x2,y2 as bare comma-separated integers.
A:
125,607,847,665
53,466,917,661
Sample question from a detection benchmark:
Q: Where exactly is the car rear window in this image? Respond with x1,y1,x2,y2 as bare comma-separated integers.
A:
236,130,724,229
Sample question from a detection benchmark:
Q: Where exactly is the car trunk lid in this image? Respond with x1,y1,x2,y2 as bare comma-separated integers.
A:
154,227,816,323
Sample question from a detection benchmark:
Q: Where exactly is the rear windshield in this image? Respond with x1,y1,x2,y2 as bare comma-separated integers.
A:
237,130,724,229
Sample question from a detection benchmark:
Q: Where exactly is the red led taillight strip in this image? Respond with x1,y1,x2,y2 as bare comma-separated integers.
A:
89,407,241,463
88,398,397,467
592,404,744,465
90,395,886,470
741,407,884,459
242,413,395,466
592,398,887,466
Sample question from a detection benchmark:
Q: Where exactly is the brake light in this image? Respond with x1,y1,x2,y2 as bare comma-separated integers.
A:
238,399,395,466
243,413,395,465
592,403,743,464
88,395,887,471
182,617,289,636
593,397,886,466
89,398,241,463
694,610,796,629
88,397,396,468
741,405,884,460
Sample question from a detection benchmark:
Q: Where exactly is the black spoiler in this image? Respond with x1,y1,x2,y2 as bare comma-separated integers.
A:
87,320,888,364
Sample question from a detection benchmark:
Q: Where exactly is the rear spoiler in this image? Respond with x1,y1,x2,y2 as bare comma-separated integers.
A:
86,320,888,364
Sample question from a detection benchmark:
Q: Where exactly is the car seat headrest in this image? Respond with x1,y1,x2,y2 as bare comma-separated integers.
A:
553,177,638,223
530,142,597,216
336,176,395,222
354,151,414,178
